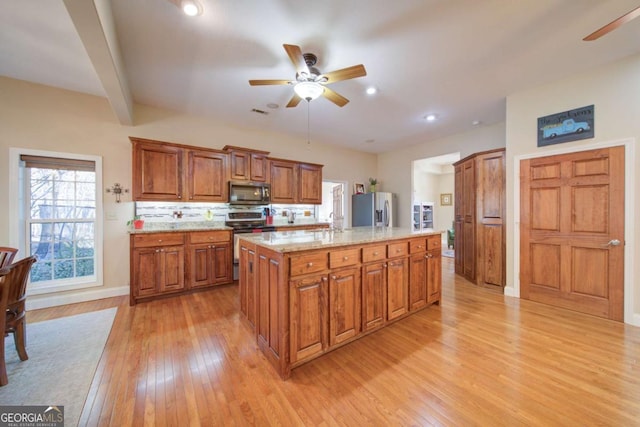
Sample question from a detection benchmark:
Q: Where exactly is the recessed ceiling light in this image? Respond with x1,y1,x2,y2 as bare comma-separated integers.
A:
181,0,203,16
267,103,279,109
365,139,375,144
366,87,377,95
425,114,437,122
472,120,482,126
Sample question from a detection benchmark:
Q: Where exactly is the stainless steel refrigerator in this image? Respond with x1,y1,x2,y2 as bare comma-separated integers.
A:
352,192,395,227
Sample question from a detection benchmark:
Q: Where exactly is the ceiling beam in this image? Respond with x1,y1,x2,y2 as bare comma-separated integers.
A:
63,0,133,125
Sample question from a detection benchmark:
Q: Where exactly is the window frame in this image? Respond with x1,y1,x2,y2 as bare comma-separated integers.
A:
9,148,104,295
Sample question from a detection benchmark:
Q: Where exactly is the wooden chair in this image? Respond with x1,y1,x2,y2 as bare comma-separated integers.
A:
0,256,37,386
0,247,18,269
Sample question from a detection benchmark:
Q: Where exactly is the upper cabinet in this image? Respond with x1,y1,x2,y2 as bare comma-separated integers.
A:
131,138,322,204
132,140,184,200
132,137,228,202
223,146,269,182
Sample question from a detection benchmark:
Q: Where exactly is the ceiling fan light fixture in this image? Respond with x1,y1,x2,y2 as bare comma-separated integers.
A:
181,0,202,16
294,82,324,101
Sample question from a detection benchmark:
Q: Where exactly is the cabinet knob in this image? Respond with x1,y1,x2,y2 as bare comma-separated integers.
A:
160,249,164,252
155,249,160,253
178,195,182,199
158,239,163,242
322,277,328,282
383,263,387,268
396,249,401,253
307,262,313,267
331,275,337,280
417,245,422,249
343,256,349,261
373,252,379,256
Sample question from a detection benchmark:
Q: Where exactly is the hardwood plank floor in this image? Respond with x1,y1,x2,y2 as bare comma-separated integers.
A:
27,258,640,426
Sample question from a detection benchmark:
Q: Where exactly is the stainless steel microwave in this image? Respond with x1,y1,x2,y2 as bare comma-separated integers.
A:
229,181,271,205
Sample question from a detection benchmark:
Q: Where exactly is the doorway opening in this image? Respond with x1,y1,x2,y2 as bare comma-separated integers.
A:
318,180,347,228
412,152,460,256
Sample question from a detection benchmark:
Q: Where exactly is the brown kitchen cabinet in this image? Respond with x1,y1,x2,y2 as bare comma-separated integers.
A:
187,230,233,288
453,148,505,288
269,158,324,204
131,137,228,202
361,260,386,332
132,140,184,201
409,236,442,311
223,145,269,182
130,232,186,304
289,273,328,364
239,241,258,329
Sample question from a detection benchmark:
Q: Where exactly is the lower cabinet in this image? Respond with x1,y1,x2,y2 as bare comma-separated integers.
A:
361,261,387,332
290,273,328,363
386,257,409,320
130,230,232,305
329,267,361,346
408,236,442,310
239,243,258,329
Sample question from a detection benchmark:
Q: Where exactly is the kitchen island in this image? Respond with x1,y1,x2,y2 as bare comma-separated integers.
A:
238,227,442,379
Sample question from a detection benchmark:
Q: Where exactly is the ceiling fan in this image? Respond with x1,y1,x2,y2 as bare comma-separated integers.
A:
583,6,640,41
249,44,367,108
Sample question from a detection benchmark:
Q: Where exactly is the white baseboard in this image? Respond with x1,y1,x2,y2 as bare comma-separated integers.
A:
26,286,129,310
503,286,518,298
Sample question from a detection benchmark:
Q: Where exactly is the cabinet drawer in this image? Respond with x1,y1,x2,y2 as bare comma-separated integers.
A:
189,230,231,244
290,251,328,276
329,248,360,269
427,237,441,250
362,245,386,263
387,241,408,258
133,232,185,248
410,238,427,253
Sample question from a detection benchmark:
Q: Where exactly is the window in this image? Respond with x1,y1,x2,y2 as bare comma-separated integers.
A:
11,149,103,294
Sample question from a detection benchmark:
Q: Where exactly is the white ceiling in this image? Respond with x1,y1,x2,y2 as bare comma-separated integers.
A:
2,0,639,153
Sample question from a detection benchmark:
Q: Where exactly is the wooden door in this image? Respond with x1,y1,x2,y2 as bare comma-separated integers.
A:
409,253,427,311
187,150,228,201
299,163,323,204
362,262,386,331
520,146,624,321
189,244,212,288
159,246,185,293
387,257,409,320
132,142,183,200
270,160,298,203
329,267,361,346
290,274,327,363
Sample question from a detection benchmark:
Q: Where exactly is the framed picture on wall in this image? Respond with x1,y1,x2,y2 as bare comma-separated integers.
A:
354,183,365,194
440,193,452,206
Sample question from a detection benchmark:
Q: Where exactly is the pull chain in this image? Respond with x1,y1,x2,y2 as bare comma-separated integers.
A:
307,101,311,146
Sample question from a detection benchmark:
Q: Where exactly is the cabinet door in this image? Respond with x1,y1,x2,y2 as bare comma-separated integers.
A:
132,247,161,297
290,274,328,363
229,150,250,180
240,246,258,327
462,159,476,281
189,243,212,288
188,150,228,201
387,257,409,320
329,267,361,346
298,163,322,204
132,142,183,201
454,164,464,274
426,250,442,304
362,262,386,331
212,243,232,284
409,253,427,311
270,160,298,203
159,245,185,293
250,153,268,182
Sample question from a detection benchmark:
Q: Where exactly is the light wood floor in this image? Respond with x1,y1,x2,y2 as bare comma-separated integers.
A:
27,258,640,426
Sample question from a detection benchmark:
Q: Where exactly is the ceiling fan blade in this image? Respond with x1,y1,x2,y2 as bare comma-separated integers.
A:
286,94,303,108
322,87,349,107
283,44,310,75
583,6,640,41
320,64,367,83
249,79,291,86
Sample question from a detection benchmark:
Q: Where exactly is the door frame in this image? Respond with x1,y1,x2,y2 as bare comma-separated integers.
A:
510,138,636,325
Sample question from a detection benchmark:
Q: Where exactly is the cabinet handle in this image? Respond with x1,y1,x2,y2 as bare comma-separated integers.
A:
307,262,313,267
160,249,164,252
383,263,387,268
155,249,160,253
417,245,422,249
322,277,328,282
178,195,181,199
396,249,401,253
331,275,337,280
373,252,379,256
158,239,163,243
343,256,349,261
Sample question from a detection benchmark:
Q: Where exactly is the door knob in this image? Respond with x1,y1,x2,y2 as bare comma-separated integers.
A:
607,239,621,246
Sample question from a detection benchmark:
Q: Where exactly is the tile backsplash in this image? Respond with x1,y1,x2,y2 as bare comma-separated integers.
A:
135,202,317,222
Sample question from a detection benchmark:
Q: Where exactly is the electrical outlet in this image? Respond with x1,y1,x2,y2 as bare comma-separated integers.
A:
106,212,118,221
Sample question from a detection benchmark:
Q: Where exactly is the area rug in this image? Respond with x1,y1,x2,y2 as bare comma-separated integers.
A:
0,308,117,427
442,249,454,258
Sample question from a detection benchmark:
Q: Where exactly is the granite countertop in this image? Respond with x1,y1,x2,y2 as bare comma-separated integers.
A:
128,221,232,234
270,220,331,228
238,227,442,253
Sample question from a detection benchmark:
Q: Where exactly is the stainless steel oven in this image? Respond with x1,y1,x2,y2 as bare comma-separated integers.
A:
226,211,276,279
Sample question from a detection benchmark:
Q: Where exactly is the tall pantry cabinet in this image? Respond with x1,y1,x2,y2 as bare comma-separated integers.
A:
453,148,505,289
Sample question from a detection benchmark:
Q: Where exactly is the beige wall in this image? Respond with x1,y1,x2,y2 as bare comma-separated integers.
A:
378,122,506,228
0,77,377,307
505,53,640,325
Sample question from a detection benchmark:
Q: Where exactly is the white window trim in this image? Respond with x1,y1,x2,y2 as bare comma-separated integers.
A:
9,147,104,295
